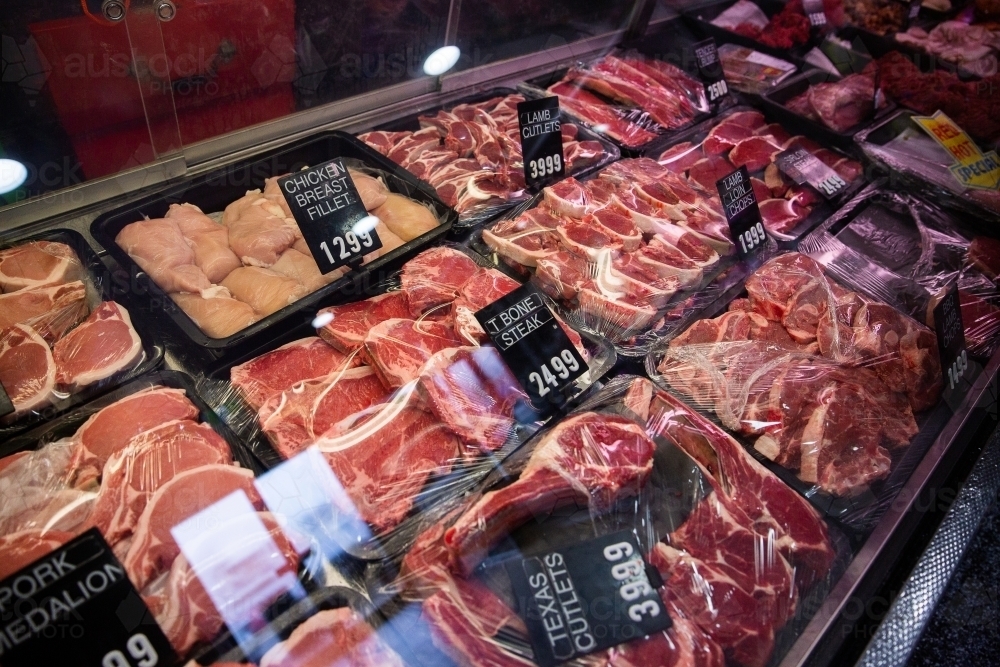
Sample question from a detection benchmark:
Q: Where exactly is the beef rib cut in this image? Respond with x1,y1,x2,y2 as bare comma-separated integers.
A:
400,247,481,317
362,318,462,388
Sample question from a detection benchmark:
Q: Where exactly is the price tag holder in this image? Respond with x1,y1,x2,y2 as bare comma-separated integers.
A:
0,380,14,418
803,0,828,27
475,283,587,414
518,97,566,189
0,529,176,667
717,165,768,260
934,283,971,400
692,38,729,105
278,158,381,273
504,531,670,667
774,147,848,198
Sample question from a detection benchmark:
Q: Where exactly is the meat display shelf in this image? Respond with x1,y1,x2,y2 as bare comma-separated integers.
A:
1,2,999,665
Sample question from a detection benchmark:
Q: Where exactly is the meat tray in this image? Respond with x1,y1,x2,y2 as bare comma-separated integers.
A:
645,105,869,243
90,131,456,363
198,244,617,563
517,38,720,159
364,88,620,230
363,375,854,667
855,109,1000,224
0,228,164,440
798,183,1000,360
644,254,954,533
683,0,820,64
760,68,895,150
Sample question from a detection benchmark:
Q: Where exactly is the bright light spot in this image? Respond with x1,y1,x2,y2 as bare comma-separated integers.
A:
0,159,28,195
423,46,461,76
312,312,334,329
352,215,380,235
592,124,610,133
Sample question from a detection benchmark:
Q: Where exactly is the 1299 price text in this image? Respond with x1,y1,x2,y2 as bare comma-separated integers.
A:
706,80,728,102
528,349,580,397
528,154,563,180
319,229,375,265
102,633,158,667
603,542,661,623
737,221,767,254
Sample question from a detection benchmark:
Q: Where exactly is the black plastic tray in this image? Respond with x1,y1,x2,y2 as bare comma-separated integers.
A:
644,105,868,242
518,26,720,159
0,370,260,469
644,266,955,534
368,87,620,231
198,244,617,562
684,0,820,63
90,131,457,364
761,68,896,150
0,228,164,440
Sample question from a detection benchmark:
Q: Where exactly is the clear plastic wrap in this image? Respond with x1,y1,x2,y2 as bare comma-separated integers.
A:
196,244,616,563
358,91,619,229
517,50,713,154
646,252,952,530
0,230,161,441
0,371,334,663
855,109,1000,222
653,106,867,242
716,44,798,95
471,156,768,356
365,375,849,667
799,183,1000,359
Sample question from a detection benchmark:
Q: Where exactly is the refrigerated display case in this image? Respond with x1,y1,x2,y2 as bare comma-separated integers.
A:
0,1,998,666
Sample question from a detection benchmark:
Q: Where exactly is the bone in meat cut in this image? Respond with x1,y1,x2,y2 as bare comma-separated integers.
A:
0,240,85,292
444,412,656,575
52,301,143,391
0,324,55,418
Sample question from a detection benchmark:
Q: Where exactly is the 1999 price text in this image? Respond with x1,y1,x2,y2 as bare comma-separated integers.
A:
737,221,767,254
603,542,661,623
528,154,562,180
528,349,580,397
319,229,374,264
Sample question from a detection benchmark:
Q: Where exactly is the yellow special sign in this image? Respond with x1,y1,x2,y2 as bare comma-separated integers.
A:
914,111,1000,191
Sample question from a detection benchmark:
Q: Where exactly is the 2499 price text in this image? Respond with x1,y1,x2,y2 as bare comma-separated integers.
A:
603,542,661,623
528,154,562,180
528,349,580,397
319,229,375,265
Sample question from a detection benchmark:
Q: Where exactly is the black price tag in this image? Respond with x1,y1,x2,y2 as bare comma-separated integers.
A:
518,97,566,189
505,531,670,667
0,529,176,667
803,0,827,27
774,147,848,198
475,284,587,413
277,158,381,273
717,166,768,260
692,38,729,104
0,380,13,418
934,283,970,396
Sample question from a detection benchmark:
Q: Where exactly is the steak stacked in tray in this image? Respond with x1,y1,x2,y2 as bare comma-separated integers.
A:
359,93,611,216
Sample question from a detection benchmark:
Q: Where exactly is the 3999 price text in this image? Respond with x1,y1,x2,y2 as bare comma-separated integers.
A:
528,154,562,180
528,349,580,397
602,542,661,623
318,229,375,265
